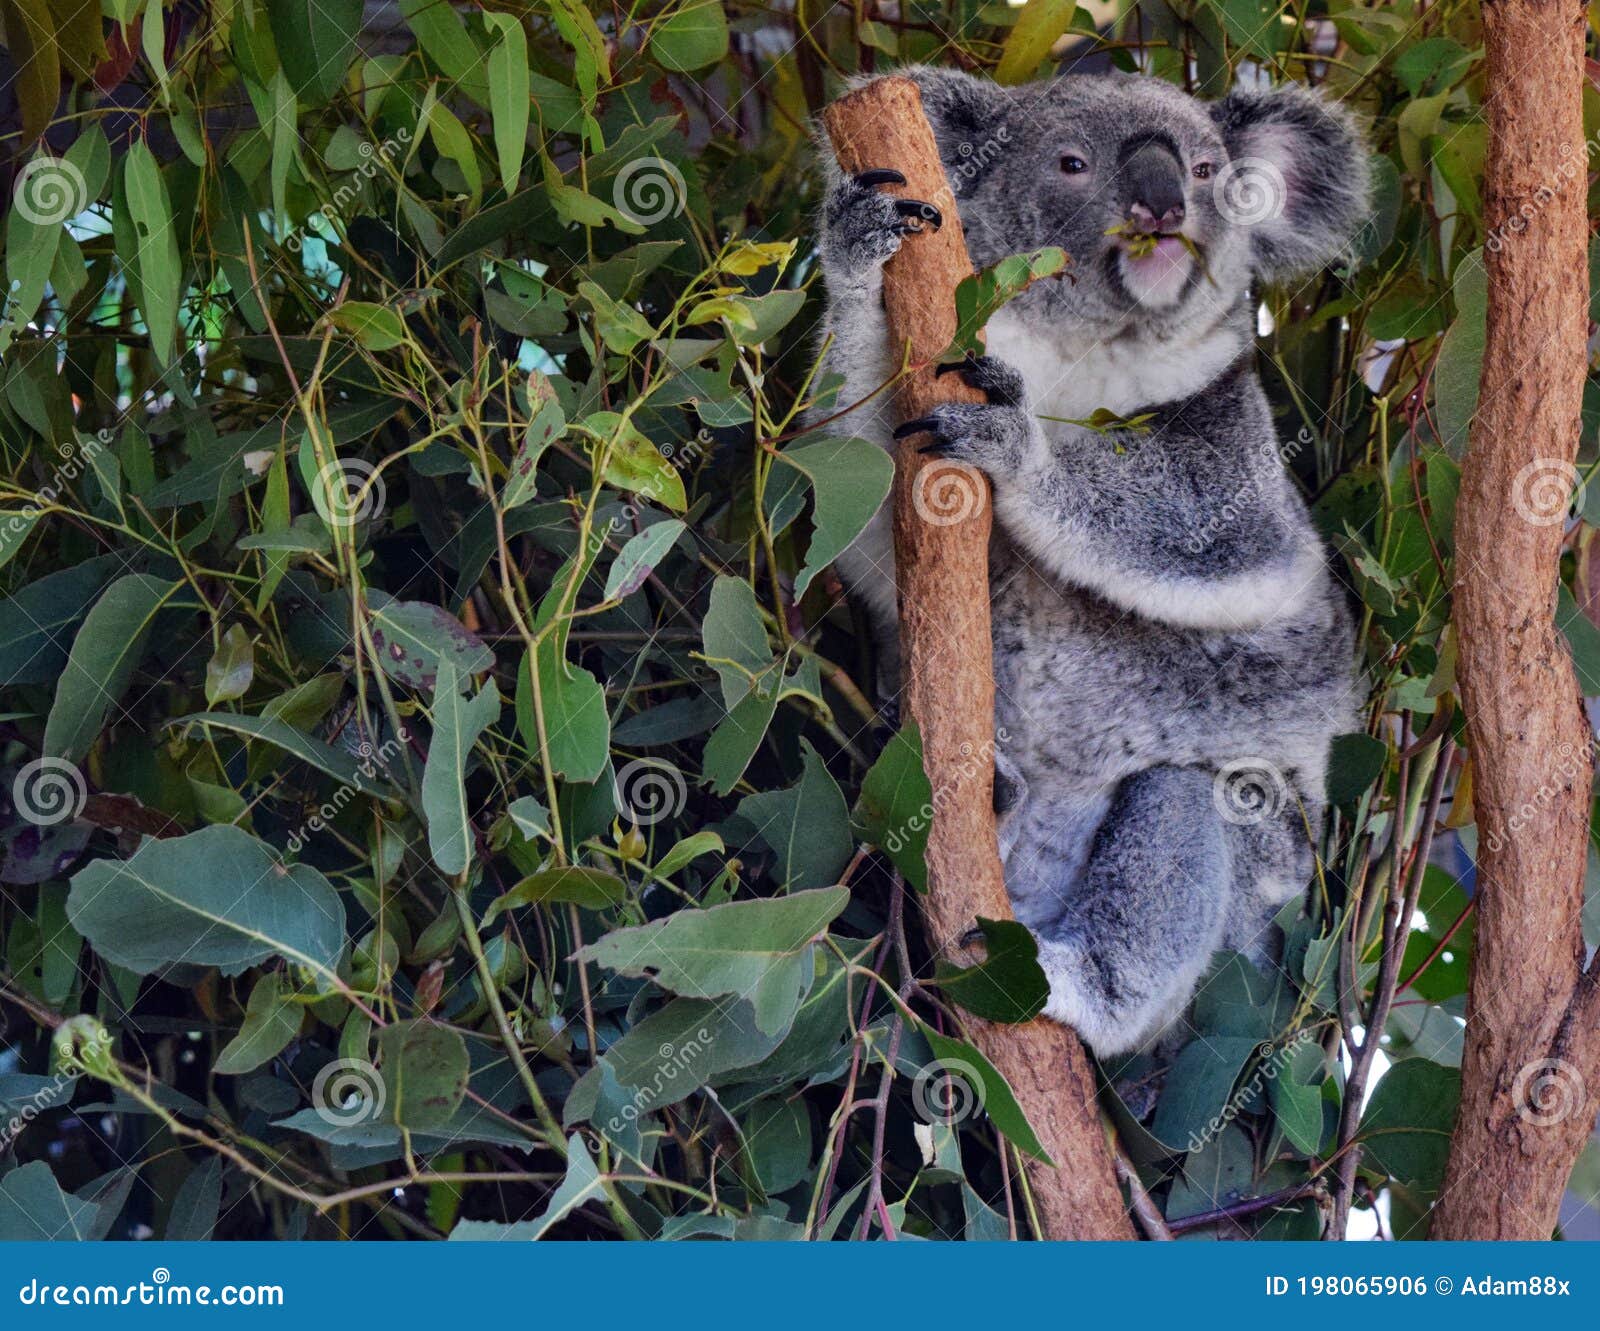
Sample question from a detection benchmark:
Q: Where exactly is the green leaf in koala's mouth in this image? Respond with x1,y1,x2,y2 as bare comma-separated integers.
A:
1104,220,1161,259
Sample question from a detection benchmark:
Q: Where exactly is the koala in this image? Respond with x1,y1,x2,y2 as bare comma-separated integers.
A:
814,68,1367,1058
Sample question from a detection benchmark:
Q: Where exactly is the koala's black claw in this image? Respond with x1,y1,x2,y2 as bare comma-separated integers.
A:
893,416,940,441
943,354,1026,407
855,168,907,189
893,198,942,230
917,440,954,457
958,926,985,950
935,355,979,379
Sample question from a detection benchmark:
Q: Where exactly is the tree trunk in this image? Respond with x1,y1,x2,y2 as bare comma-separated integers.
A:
823,76,1133,1242
1433,0,1600,1241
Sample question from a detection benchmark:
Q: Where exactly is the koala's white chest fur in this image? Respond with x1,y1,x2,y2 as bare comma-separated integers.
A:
986,308,1245,420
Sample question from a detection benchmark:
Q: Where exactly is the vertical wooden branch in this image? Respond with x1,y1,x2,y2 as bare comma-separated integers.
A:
823,76,1133,1241
1434,0,1600,1240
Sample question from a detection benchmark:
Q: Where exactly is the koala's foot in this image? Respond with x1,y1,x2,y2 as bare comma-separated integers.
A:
821,169,943,279
1030,766,1230,1058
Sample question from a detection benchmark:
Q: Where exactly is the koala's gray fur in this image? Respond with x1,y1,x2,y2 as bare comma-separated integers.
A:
813,68,1368,1057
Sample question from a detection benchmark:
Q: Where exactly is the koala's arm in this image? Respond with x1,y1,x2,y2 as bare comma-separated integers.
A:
905,360,1324,631
806,165,946,638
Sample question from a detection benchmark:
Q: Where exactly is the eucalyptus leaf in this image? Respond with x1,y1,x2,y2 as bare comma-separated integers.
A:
66,826,347,980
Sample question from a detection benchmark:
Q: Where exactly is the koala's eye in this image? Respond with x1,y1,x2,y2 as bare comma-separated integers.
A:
1060,155,1088,175
1192,162,1214,181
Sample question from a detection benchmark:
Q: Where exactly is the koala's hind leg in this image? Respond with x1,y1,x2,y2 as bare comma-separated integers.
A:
1034,765,1230,1058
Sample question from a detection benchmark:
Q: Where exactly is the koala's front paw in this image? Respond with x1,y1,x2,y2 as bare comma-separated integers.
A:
891,399,1031,474
934,353,1027,408
822,169,943,279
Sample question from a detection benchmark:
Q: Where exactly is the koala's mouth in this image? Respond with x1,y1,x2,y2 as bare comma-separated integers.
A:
1110,231,1200,308
1106,224,1196,263
1122,234,1189,261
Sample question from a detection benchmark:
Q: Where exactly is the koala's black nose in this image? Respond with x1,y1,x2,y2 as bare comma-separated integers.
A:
1122,140,1187,233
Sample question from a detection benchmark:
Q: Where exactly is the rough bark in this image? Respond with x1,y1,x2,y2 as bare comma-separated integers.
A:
1433,0,1600,1241
823,76,1133,1242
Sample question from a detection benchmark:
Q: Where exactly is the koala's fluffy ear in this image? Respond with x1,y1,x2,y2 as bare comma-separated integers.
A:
902,66,1012,188
1210,84,1370,282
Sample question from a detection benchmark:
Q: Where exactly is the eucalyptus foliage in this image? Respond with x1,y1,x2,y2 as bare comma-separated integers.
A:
0,0,1590,1242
